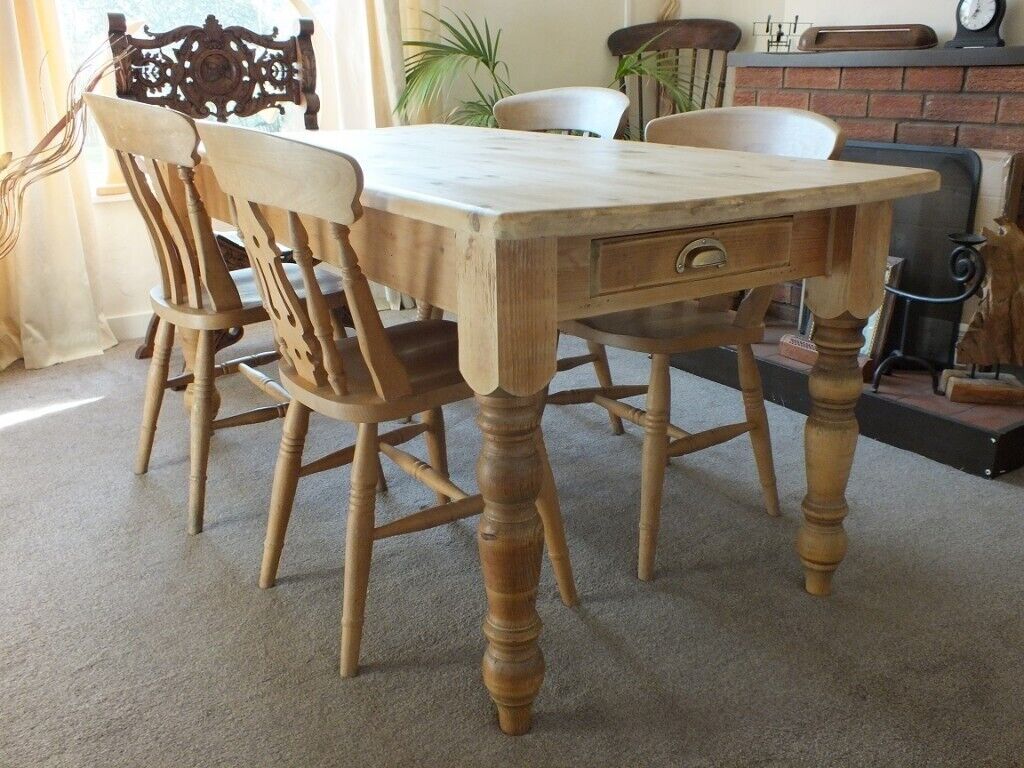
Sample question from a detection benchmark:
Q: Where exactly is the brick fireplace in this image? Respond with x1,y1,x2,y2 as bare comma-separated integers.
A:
727,48,1024,325
670,48,1024,477
728,48,1024,150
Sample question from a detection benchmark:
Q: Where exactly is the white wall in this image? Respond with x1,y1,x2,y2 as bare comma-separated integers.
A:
443,0,629,92
783,1,1024,47
444,1,1024,75
89,198,160,341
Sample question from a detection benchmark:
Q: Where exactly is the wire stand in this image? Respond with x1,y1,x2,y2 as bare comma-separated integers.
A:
871,233,987,395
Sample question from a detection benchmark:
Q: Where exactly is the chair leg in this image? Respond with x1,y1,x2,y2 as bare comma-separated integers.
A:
737,344,781,517
587,341,624,436
375,457,388,494
135,318,174,475
638,354,671,582
340,422,379,678
535,427,578,607
134,314,160,359
260,401,311,589
187,330,216,535
421,407,450,505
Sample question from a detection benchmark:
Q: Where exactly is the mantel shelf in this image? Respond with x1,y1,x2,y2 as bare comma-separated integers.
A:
729,46,1024,69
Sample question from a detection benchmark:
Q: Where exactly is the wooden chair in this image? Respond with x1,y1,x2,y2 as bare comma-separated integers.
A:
550,107,845,581
493,86,629,138
608,19,742,138
107,12,319,357
196,121,577,677
85,93,347,535
493,87,632,435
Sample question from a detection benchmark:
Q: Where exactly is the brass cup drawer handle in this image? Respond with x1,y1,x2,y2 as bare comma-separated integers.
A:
675,238,727,274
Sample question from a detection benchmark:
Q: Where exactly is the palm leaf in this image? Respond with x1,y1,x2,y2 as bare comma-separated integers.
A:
448,81,502,127
397,8,514,123
449,98,499,127
611,35,696,115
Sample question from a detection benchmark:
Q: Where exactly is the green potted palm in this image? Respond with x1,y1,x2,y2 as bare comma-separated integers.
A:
396,10,693,136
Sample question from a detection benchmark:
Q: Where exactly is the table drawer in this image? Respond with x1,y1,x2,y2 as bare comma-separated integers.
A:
590,217,794,297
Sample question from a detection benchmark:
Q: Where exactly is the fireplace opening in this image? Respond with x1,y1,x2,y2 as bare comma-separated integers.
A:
840,141,982,366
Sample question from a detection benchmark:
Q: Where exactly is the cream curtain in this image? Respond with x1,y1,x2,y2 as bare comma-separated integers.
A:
0,0,114,370
315,0,439,130
309,0,438,308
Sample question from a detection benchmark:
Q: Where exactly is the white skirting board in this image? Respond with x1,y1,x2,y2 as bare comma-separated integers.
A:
105,311,155,343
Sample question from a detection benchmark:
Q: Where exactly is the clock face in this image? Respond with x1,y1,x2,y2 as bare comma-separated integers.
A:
959,0,998,31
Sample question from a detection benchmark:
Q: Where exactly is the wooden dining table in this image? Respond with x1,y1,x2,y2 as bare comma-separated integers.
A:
194,124,940,735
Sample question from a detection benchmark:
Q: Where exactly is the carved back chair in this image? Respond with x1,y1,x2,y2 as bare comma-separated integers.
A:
85,93,347,535
551,106,844,582
196,121,577,677
108,11,319,357
107,12,319,129
493,86,631,435
608,19,742,138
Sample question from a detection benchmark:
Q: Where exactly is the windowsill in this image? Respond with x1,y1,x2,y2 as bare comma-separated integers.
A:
91,189,132,205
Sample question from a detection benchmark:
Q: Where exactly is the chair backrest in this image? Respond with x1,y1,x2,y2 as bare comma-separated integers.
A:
608,19,742,138
196,122,413,401
107,12,319,130
645,106,845,160
85,93,241,313
493,87,629,139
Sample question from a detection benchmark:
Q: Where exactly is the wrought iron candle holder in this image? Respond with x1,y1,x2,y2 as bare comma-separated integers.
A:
871,233,987,395
752,15,812,52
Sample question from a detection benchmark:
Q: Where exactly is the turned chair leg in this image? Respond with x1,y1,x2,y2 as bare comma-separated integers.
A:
187,330,217,535
587,341,624,436
135,318,175,475
737,344,781,517
637,354,671,582
340,422,379,678
375,457,388,494
421,407,450,505
535,427,578,606
260,401,312,588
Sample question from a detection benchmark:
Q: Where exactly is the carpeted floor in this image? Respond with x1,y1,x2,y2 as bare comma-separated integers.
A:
1,319,1023,767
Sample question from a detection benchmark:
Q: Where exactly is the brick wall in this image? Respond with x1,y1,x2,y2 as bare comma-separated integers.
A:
732,65,1024,151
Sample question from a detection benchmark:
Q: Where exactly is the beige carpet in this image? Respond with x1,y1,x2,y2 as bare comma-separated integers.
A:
1,319,1023,767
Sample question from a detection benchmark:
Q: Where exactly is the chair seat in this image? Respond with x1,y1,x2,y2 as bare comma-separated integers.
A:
559,300,764,355
150,263,345,331
215,231,294,270
283,319,472,422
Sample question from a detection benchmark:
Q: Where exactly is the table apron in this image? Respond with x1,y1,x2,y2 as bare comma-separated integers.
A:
349,207,834,322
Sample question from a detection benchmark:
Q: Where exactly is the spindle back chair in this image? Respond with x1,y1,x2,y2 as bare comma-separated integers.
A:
646,105,847,158
552,106,844,581
493,87,629,138
608,19,741,138
86,93,347,535
197,121,577,677
88,94,239,314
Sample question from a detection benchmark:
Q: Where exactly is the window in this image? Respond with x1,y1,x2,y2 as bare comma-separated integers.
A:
55,0,322,183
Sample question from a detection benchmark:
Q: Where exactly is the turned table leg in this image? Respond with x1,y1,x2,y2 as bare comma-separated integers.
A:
797,313,866,597
457,233,558,735
800,201,894,596
476,390,547,736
